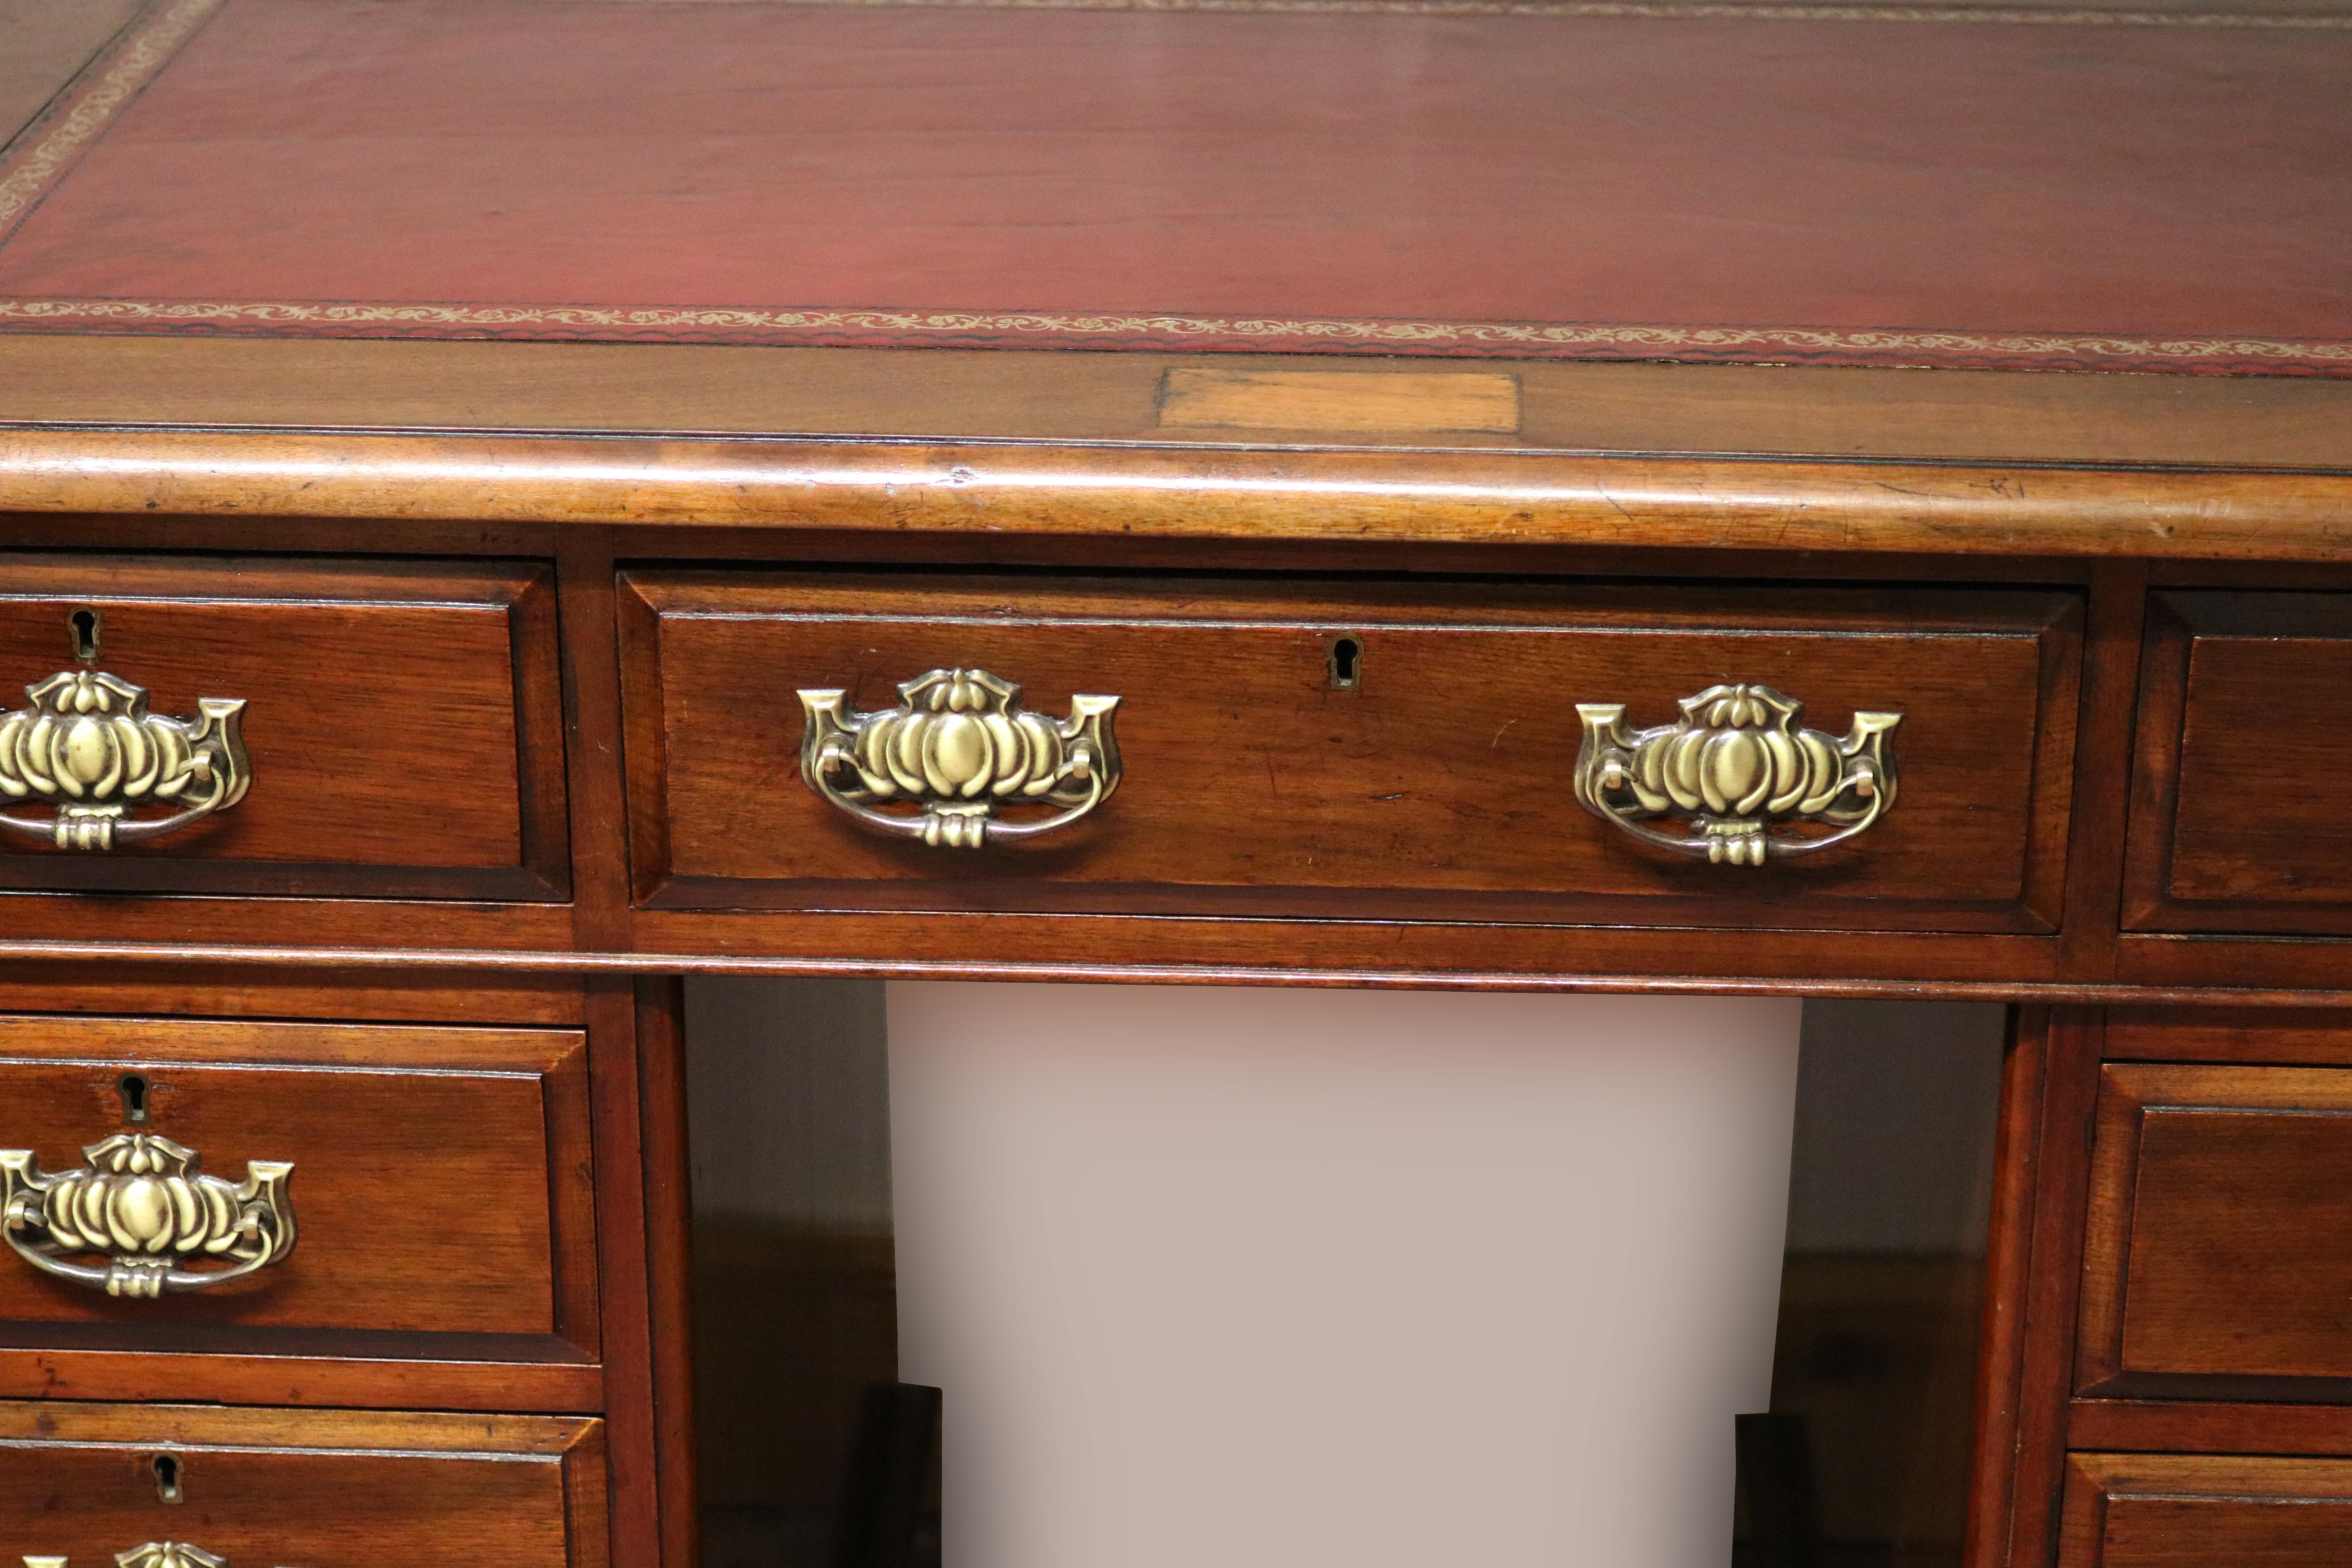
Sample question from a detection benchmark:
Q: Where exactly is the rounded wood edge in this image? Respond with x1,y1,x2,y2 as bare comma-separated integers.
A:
4,428,2352,559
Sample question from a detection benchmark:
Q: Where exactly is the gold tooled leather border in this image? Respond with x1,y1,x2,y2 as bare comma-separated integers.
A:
2,297,2348,375
584,0,2352,21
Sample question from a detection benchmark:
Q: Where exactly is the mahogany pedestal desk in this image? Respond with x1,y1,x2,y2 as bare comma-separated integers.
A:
2,0,2351,1563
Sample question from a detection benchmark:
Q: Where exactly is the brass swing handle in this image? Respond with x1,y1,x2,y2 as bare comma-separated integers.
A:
1572,683,1901,866
0,668,250,851
2,1134,296,1298
799,667,1122,848
29,1544,238,1567
29,1544,231,1568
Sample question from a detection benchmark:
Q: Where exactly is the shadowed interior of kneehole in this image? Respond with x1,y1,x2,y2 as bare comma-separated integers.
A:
683,980,2000,1568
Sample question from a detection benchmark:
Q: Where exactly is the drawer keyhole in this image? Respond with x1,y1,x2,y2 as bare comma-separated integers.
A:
152,1453,182,1503
69,606,102,664
118,1073,150,1124
1328,635,1364,690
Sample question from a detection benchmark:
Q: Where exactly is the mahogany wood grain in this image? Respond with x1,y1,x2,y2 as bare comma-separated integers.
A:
624,572,2079,931
585,980,660,1568
11,336,2352,470
2105,1008,2352,1067
636,977,698,1568
2123,593,2352,934
0,1016,598,1353
2004,1007,2103,1568
0,935,2330,1008
0,510,562,561
0,1399,606,1568
2060,1454,2352,1568
2079,1061,2352,1399
602,532,2111,587
2149,560,2352,592
0,1394,599,1448
0,888,577,953
0,961,585,1025
0,509,2109,607
562,529,634,953
2115,935,2352,996
2071,1400,2352,1456
11,429,2352,562
1966,1006,2043,1568
48,926,2352,1004
1159,368,1521,435
0,553,569,900
0,913,2172,992
0,1336,601,1413
2055,562,2148,985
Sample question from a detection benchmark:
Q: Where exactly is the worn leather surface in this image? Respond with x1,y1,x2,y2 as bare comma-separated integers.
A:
0,0,2346,370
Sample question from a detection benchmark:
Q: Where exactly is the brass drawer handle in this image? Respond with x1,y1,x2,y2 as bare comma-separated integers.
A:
0,669,250,851
1573,683,1901,866
2,1133,296,1298
799,668,1121,848
28,1544,227,1567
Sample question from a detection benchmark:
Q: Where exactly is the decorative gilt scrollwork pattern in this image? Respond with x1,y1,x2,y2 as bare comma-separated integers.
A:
1,1133,296,1298
0,669,250,850
799,668,1121,848
25,1543,229,1568
1573,683,1901,866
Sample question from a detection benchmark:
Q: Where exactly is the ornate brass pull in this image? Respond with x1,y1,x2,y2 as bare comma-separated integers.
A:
799,668,1121,848
27,1544,227,1567
0,669,250,851
1573,683,1900,866
2,1134,296,1298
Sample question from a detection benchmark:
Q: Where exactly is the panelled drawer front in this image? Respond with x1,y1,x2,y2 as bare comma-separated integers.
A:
0,1015,597,1359
2078,1060,2352,1398
2126,591,2352,934
622,574,2081,931
0,554,568,900
2062,1454,2352,1568
0,1401,604,1567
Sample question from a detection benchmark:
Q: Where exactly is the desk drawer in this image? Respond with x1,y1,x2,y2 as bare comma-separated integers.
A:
2127,592,2352,934
2062,1454,2352,1568
0,1401,604,1567
2079,1060,2352,1398
0,555,567,900
621,573,2080,931
0,1015,597,1362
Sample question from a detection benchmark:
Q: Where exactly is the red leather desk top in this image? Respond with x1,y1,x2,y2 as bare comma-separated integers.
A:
1,0,2347,373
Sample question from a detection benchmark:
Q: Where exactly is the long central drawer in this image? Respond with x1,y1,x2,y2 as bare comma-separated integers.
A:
621,573,2081,932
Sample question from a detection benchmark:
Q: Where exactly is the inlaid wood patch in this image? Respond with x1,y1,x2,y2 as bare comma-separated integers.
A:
1158,369,1522,433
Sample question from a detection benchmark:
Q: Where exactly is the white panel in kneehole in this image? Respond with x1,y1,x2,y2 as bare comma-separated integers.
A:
887,982,1802,1568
